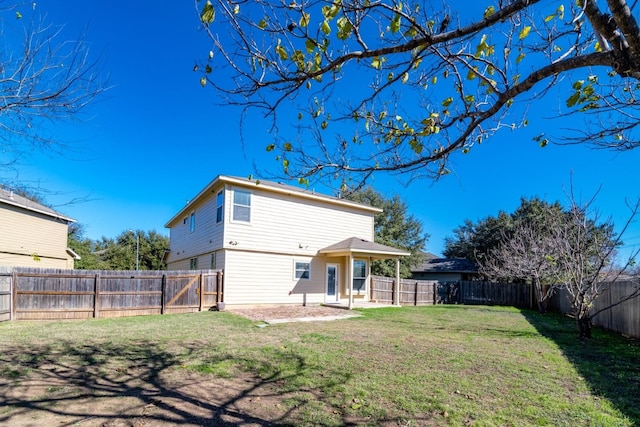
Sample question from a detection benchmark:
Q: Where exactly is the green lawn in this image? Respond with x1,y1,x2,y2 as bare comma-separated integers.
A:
1,305,638,426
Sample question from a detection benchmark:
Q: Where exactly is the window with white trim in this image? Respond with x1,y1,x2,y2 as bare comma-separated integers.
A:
233,190,251,222
216,190,224,223
352,260,367,293
189,212,195,232
210,252,217,269
189,257,198,270
294,261,310,280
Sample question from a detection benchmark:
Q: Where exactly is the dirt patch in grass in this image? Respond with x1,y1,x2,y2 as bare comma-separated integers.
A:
2,368,290,426
227,304,357,322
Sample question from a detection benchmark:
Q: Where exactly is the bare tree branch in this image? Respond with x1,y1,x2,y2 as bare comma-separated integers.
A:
0,6,107,171
196,0,640,187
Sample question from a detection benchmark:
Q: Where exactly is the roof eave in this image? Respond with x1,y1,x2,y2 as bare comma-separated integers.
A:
319,248,410,258
165,175,382,228
0,198,76,223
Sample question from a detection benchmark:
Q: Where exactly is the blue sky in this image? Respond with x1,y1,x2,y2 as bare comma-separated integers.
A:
7,1,640,260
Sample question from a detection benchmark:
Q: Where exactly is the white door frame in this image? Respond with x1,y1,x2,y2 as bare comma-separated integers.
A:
325,263,340,303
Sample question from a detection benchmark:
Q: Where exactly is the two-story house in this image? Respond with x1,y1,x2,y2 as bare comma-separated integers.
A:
0,188,79,268
164,176,408,308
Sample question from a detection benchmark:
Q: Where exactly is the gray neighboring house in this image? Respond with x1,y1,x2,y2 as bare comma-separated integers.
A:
411,252,479,282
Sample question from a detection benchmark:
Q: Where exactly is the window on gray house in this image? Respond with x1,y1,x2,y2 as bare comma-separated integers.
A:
190,257,198,270
189,212,195,232
233,190,251,222
216,190,224,223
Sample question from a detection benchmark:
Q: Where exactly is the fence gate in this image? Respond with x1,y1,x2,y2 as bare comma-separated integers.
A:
0,271,11,322
163,271,222,314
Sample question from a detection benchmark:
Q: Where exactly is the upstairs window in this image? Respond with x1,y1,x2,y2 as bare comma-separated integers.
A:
189,212,195,232
216,190,224,223
233,190,251,222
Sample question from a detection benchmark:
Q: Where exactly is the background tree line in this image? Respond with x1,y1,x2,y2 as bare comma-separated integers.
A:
444,193,640,338
68,225,169,271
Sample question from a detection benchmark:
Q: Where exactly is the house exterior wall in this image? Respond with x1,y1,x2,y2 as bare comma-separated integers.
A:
166,180,375,268
166,177,378,305
166,186,225,267
223,250,325,305
0,203,72,268
222,184,374,255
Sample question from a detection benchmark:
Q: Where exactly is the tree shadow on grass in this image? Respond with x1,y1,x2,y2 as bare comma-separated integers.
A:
0,339,428,426
0,340,290,426
521,309,640,424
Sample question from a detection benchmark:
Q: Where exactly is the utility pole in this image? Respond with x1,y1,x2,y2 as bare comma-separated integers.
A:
129,230,140,271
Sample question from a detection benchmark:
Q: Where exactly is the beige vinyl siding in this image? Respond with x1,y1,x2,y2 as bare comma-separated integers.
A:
224,186,374,256
0,253,71,268
166,188,225,265
224,250,326,305
167,250,226,272
0,204,71,268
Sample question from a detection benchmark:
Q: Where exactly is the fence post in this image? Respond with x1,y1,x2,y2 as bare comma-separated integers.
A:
530,282,533,309
392,279,396,305
94,273,101,318
414,281,418,306
161,274,167,314
199,272,204,312
12,270,18,321
8,272,13,321
215,272,219,303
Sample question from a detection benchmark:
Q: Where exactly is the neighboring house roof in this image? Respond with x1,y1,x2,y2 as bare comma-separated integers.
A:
0,187,75,223
165,175,382,228
319,237,410,259
412,252,479,273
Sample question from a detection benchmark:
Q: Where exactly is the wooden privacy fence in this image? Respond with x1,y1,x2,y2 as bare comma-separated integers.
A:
0,268,10,322
371,276,438,305
371,276,532,307
458,280,532,308
549,281,640,339
2,267,223,321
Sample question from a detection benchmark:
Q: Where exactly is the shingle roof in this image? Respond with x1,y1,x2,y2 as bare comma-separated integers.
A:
412,252,478,273
0,187,75,223
319,237,410,258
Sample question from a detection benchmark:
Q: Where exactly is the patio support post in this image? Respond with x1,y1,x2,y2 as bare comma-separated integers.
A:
395,257,401,306
348,254,354,310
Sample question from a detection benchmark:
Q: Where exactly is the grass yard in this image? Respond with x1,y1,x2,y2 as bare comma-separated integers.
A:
0,305,638,426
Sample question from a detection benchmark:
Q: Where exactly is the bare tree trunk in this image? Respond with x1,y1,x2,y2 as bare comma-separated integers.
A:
576,301,593,339
536,290,547,314
577,314,592,339
534,281,549,314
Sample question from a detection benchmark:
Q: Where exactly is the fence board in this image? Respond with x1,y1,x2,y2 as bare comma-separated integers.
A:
371,276,437,305
0,271,12,322
10,268,223,320
459,281,531,308
371,276,394,304
552,281,640,338
372,277,533,308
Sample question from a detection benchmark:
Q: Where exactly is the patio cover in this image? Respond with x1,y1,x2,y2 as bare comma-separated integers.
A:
319,237,410,308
